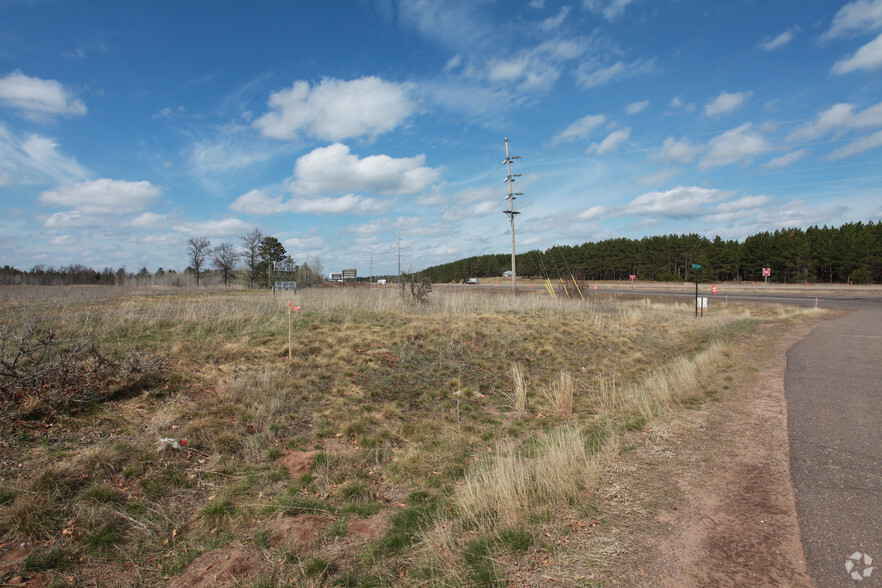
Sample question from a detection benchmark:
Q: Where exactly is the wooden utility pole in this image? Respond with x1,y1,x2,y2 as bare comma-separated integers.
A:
503,138,522,295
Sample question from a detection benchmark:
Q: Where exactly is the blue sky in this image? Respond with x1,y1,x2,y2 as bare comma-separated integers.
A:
1,0,881,276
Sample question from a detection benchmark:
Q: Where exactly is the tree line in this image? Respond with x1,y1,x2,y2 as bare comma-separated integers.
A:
1,228,325,288
419,222,882,285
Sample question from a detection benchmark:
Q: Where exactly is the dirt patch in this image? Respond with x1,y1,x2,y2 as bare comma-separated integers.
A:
264,514,331,552
347,510,392,542
277,449,320,478
599,315,828,586
519,313,832,587
168,546,269,588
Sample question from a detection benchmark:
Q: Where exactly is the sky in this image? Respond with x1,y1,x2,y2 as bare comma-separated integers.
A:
1,0,881,276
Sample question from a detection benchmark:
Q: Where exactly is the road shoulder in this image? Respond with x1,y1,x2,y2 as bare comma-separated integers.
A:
588,311,834,586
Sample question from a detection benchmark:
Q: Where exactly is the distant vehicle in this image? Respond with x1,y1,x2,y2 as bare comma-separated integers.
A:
377,279,387,285
463,277,478,285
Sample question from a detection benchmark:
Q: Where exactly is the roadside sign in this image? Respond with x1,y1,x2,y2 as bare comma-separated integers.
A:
762,268,771,277
691,263,702,270
629,274,636,280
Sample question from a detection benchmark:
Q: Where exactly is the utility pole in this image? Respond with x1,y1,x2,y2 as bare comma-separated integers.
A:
503,138,522,295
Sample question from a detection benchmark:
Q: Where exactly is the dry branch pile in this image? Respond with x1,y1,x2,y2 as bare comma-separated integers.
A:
0,325,167,426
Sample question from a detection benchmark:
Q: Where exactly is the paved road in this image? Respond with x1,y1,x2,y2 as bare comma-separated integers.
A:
785,304,882,586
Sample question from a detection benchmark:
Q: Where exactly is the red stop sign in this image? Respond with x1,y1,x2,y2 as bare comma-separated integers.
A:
762,268,771,276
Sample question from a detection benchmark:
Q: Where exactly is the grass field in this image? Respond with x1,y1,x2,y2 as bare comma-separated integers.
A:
0,284,819,586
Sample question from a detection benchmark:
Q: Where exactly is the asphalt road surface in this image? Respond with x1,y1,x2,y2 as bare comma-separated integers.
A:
785,302,882,587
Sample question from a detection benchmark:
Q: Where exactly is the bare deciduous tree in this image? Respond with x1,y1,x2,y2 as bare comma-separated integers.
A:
211,241,238,286
240,228,263,289
186,236,211,287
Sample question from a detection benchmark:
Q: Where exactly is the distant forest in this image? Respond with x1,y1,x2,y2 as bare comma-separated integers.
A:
419,222,882,285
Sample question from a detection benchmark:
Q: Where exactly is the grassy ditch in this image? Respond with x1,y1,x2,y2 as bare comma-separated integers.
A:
0,285,818,586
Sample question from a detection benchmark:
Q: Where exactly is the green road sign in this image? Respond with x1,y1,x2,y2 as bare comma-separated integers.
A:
691,263,702,269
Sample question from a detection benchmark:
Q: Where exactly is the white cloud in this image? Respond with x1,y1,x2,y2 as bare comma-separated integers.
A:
43,210,97,229
578,205,607,220
822,0,882,40
172,218,251,236
129,212,169,229
484,38,588,91
38,179,162,215
589,128,630,154
714,195,772,212
757,30,796,51
0,71,86,119
442,199,499,221
539,6,571,31
287,143,440,196
704,91,752,117
832,32,882,74
699,124,771,169
283,235,326,253
552,114,607,143
765,149,808,168
253,77,416,142
669,96,696,113
651,137,701,164
229,189,391,216
229,189,288,215
575,58,654,89
625,100,648,114
622,186,731,218
824,129,882,159
0,125,89,185
286,194,389,215
788,101,882,141
583,0,638,19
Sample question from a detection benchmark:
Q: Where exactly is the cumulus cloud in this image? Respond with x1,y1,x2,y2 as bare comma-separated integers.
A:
286,194,389,215
287,143,440,197
0,71,87,119
575,57,654,89
832,32,882,74
765,149,808,168
589,128,630,154
704,91,752,117
824,128,882,159
552,114,607,143
787,101,882,141
699,124,771,169
229,189,288,215
622,186,731,218
822,0,882,40
172,218,251,236
669,96,696,113
253,77,416,142
229,189,391,216
38,179,162,215
651,137,701,164
625,100,648,114
129,212,169,229
578,205,607,220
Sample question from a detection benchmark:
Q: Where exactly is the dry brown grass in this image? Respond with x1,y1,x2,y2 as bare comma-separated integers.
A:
0,284,821,586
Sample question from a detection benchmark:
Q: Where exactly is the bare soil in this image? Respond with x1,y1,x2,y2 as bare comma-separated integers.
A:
581,314,831,586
